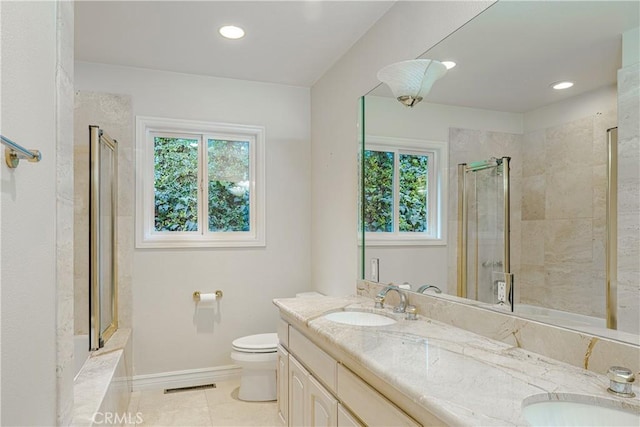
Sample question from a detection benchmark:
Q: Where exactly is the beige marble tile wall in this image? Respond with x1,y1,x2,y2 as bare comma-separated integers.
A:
73,91,133,335
520,112,616,318
56,2,75,424
447,128,523,301
617,63,640,335
358,280,639,375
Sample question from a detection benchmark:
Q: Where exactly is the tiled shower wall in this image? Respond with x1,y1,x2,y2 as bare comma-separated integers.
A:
617,63,640,335
519,112,616,318
447,115,618,321
73,91,133,335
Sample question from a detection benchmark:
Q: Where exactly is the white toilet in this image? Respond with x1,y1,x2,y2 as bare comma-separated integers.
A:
230,332,278,402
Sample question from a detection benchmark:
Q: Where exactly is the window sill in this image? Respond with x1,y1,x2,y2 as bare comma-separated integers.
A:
136,235,266,249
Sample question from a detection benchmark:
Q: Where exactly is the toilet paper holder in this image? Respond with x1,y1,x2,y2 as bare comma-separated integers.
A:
193,290,223,302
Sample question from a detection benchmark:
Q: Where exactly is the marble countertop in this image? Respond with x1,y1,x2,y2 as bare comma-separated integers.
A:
273,296,640,426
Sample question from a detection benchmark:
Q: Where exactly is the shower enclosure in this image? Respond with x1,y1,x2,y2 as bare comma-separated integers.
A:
89,125,118,350
457,157,513,310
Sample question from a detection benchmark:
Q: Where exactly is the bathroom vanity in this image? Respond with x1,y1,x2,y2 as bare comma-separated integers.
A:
276,296,429,426
273,295,640,426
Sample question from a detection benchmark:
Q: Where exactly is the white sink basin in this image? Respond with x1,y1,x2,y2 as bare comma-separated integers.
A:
323,311,396,326
522,395,640,426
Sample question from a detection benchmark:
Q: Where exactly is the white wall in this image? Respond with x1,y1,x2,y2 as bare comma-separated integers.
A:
75,62,311,375
622,27,639,67
310,1,495,296
366,95,523,141
523,84,617,133
1,1,60,424
363,95,522,290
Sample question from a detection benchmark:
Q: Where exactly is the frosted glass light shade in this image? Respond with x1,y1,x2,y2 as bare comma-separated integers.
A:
377,59,447,107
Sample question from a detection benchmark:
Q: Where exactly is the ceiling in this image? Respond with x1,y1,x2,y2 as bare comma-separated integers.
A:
75,1,395,87
369,1,639,113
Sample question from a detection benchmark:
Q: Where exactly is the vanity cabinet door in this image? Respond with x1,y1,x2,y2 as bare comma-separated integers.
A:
338,404,363,427
277,345,289,425
307,375,337,427
288,355,308,427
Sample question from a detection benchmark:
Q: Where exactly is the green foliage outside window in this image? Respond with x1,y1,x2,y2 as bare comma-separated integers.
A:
154,137,199,231
208,140,250,232
399,154,428,232
153,137,251,233
363,149,429,234
363,150,394,232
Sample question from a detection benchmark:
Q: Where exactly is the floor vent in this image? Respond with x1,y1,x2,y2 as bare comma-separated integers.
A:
164,383,216,394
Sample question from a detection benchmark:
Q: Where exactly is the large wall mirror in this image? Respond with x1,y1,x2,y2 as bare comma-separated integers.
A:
360,1,639,344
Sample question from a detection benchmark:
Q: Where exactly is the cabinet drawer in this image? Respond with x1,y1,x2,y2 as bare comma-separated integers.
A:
337,364,420,427
289,327,337,393
277,318,289,347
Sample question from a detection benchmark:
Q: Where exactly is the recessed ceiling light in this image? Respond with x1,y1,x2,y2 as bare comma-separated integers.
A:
441,61,457,70
219,25,245,40
551,81,574,90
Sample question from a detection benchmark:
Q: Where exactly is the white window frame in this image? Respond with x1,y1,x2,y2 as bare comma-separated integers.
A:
136,116,266,248
363,135,447,246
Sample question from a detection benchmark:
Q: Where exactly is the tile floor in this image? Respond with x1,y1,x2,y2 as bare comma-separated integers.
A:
126,379,282,426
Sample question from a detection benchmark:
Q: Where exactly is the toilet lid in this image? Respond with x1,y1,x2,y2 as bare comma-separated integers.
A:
232,333,278,353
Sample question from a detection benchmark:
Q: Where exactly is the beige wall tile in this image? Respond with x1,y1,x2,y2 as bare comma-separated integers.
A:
522,129,545,178
545,168,593,220
544,219,593,264
522,175,545,220
518,264,545,306
520,221,544,266
545,116,593,170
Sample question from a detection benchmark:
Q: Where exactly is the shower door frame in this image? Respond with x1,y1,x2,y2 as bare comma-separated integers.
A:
606,127,618,329
89,125,118,350
457,157,512,309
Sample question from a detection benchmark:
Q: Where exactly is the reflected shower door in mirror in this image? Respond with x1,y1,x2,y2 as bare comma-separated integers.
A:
458,157,512,309
90,125,118,350
360,0,639,342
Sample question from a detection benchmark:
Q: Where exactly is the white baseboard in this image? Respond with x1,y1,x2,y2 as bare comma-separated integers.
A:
132,365,242,391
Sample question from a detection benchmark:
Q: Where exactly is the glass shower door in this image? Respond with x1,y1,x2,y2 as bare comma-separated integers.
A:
90,126,118,350
458,157,512,308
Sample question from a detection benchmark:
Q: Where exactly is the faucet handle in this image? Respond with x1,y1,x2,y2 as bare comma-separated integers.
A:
374,296,384,309
405,305,417,320
607,366,636,397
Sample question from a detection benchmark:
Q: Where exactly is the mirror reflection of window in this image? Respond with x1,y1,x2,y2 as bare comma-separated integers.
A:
361,135,445,245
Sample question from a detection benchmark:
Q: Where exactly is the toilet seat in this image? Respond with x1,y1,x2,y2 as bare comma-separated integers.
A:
232,333,278,353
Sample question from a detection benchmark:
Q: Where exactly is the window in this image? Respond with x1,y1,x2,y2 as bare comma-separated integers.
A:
136,116,265,248
362,136,446,245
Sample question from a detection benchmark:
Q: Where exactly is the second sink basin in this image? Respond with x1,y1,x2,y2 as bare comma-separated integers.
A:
522,394,640,426
323,311,396,326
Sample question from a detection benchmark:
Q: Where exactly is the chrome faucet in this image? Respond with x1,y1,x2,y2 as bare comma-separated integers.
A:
607,366,636,397
374,285,408,313
416,284,442,294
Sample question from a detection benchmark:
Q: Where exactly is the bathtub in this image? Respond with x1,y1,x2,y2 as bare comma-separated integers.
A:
514,304,606,329
74,334,90,379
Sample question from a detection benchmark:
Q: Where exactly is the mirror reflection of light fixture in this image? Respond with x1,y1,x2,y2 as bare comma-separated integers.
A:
377,59,448,107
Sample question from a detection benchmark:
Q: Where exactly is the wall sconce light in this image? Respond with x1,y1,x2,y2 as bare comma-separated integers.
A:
377,59,447,107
